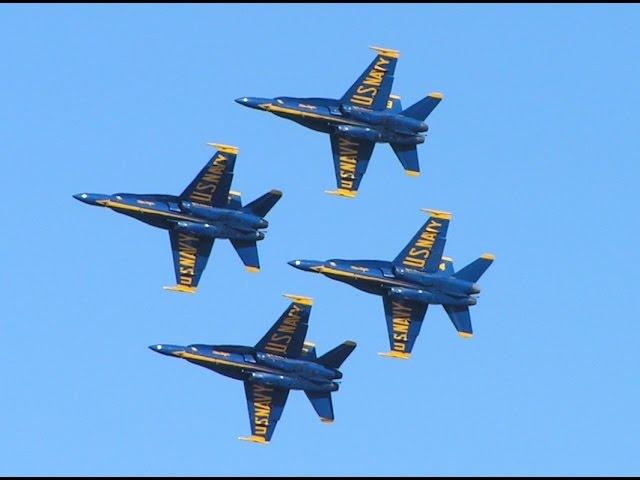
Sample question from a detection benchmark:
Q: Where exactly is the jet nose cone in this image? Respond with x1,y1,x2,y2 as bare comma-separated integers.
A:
73,193,106,206
235,96,271,110
288,259,324,272
148,344,185,357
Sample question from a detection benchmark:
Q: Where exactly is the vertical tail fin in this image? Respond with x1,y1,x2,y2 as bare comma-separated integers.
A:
453,253,495,283
243,189,283,217
316,341,356,369
401,92,443,121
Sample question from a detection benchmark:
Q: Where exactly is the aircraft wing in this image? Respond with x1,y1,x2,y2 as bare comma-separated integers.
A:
326,134,375,198
443,305,473,338
163,231,214,293
239,382,290,444
179,143,238,208
393,209,451,273
379,296,428,359
340,46,398,111
255,295,313,358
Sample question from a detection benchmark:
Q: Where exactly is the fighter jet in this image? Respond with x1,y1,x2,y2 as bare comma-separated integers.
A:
73,143,282,293
236,46,443,198
289,209,494,359
150,294,356,444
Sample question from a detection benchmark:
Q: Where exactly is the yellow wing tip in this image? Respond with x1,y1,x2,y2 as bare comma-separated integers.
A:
245,266,260,273
324,189,357,199
459,332,474,339
283,293,314,306
442,256,453,262
229,190,241,196
163,285,196,294
369,45,400,58
421,208,452,219
378,351,411,360
320,418,334,424
481,253,496,261
429,92,444,100
207,143,239,154
405,170,421,177
238,435,269,444
303,341,316,347
390,94,401,99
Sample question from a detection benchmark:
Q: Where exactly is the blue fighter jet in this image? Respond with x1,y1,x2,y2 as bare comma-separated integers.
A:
289,210,494,359
236,46,443,198
150,294,356,444
73,144,282,293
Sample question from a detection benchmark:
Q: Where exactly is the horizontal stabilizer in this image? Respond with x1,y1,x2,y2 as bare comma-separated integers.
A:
317,341,356,369
243,189,283,218
230,239,260,273
390,143,420,176
443,305,473,338
305,390,335,423
401,92,443,121
454,253,495,283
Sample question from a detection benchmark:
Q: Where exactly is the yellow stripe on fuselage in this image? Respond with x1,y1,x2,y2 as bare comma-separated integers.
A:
315,266,414,288
264,104,369,126
99,200,196,222
179,352,277,374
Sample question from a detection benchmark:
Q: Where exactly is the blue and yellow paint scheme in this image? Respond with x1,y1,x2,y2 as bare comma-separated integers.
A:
236,46,443,198
289,209,494,359
73,143,282,293
149,294,356,443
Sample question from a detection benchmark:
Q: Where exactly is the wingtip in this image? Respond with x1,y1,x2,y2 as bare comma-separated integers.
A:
207,142,239,155
163,285,197,294
405,170,421,177
282,293,314,306
420,208,452,220
238,435,269,444
320,418,335,424
458,332,473,339
429,92,444,100
481,253,496,261
378,351,411,360
369,45,400,58
324,189,357,199
245,266,260,273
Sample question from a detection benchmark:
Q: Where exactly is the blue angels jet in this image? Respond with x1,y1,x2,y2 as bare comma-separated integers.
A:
150,294,356,444
236,46,443,198
73,144,282,293
289,210,494,359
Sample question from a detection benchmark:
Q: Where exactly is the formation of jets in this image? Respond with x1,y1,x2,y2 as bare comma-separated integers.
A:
74,46,494,443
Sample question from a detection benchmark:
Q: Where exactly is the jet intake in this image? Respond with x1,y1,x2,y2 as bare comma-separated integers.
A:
249,372,338,392
255,352,339,379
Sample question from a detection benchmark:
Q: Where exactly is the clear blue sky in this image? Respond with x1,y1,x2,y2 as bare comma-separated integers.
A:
2,4,639,475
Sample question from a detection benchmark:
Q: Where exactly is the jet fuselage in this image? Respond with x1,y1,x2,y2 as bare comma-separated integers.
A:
236,96,427,146
73,192,267,241
289,258,480,307
150,344,341,393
